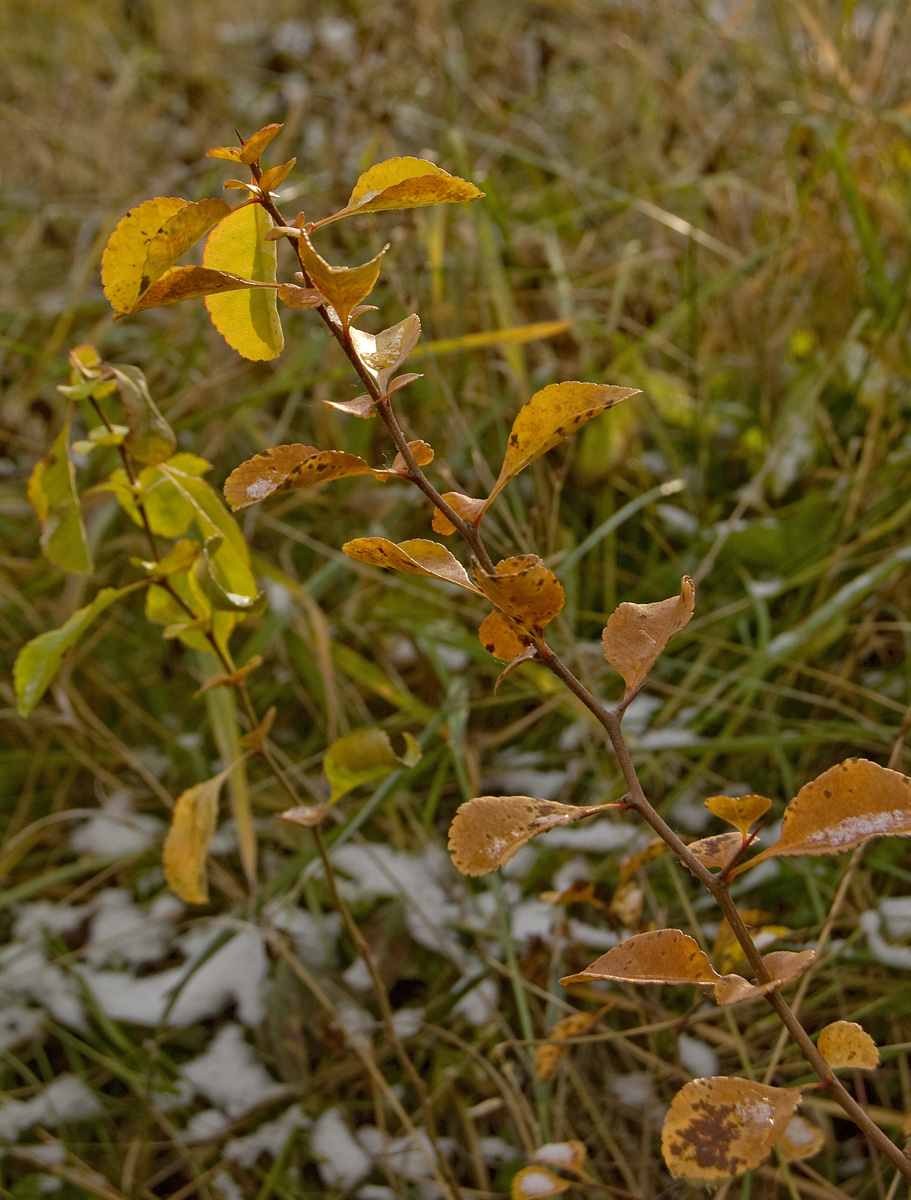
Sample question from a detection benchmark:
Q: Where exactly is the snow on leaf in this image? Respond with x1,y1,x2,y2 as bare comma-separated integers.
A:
296,231,387,330
817,1020,880,1070
206,123,283,165
510,1166,572,1199
737,758,911,873
661,1077,803,1181
560,929,722,988
490,382,638,504
778,1114,825,1163
602,575,695,698
203,203,283,361
448,796,618,876
704,794,771,838
163,763,235,904
473,555,564,632
531,1141,589,1177
342,537,480,593
318,157,484,225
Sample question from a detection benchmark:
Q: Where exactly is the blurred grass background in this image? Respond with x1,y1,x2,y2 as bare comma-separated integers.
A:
3,0,911,1196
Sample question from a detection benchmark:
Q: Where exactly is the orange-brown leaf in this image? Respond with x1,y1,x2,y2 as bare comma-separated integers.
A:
474,555,564,632
739,758,911,872
713,949,815,1006
131,266,273,312
704,794,771,838
448,796,617,876
687,832,745,872
206,123,283,165
661,1077,803,1181
479,610,532,661
560,929,722,988
342,537,480,593
489,382,638,504
535,1012,600,1083
296,231,387,330
259,158,297,192
277,283,324,309
432,492,487,535
817,1020,880,1069
602,576,695,697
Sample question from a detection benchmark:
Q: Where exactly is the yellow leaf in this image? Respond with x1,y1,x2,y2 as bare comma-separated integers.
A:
490,382,638,505
817,1020,880,1070
203,203,283,361
206,122,283,165
662,1077,803,1181
560,929,722,988
318,157,484,225
102,197,188,315
448,796,618,876
704,793,771,838
163,763,234,904
601,576,695,698
324,728,420,804
737,758,911,874
140,199,232,296
479,610,532,661
342,536,480,593
259,157,296,191
296,231,387,330
474,555,564,633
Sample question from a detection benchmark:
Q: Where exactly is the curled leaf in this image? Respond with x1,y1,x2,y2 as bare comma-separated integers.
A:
296,231,387,330
474,555,564,632
738,758,911,873
324,728,420,805
817,1020,880,1070
448,796,618,876
714,949,815,1006
560,929,722,988
602,576,695,698
432,492,487,535
277,283,324,309
318,157,484,225
259,158,296,192
349,314,421,394
704,794,771,838
342,537,480,593
661,1077,803,1181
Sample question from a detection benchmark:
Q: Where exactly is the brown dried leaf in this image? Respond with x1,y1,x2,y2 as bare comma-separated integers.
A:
479,610,532,662
324,394,377,419
510,1166,571,1199
432,492,488,535
296,231,387,330
541,880,603,908
713,950,815,1006
131,265,273,312
224,444,418,511
602,576,695,697
704,794,772,837
535,1013,599,1082
342,537,479,592
817,1020,880,1070
687,831,745,871
277,283,324,309
560,929,722,988
739,758,911,872
609,880,644,929
661,1077,803,1181
448,796,617,876
489,382,638,503
474,555,564,632
279,803,331,828
778,1115,825,1163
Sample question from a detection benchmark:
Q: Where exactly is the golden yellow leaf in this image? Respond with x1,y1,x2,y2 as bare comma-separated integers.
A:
535,1013,599,1082
317,157,484,225
448,796,617,876
738,758,911,873
296,231,387,330
259,158,296,191
203,203,283,361
343,536,480,593
489,382,638,504
602,575,695,698
140,198,232,294
510,1167,571,1199
687,831,745,872
390,440,434,471
102,196,187,315
479,610,532,661
206,122,283,165
474,555,565,632
778,1115,825,1163
560,929,722,988
704,794,771,838
163,763,234,904
432,492,487,535
817,1020,880,1070
661,1077,803,1181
